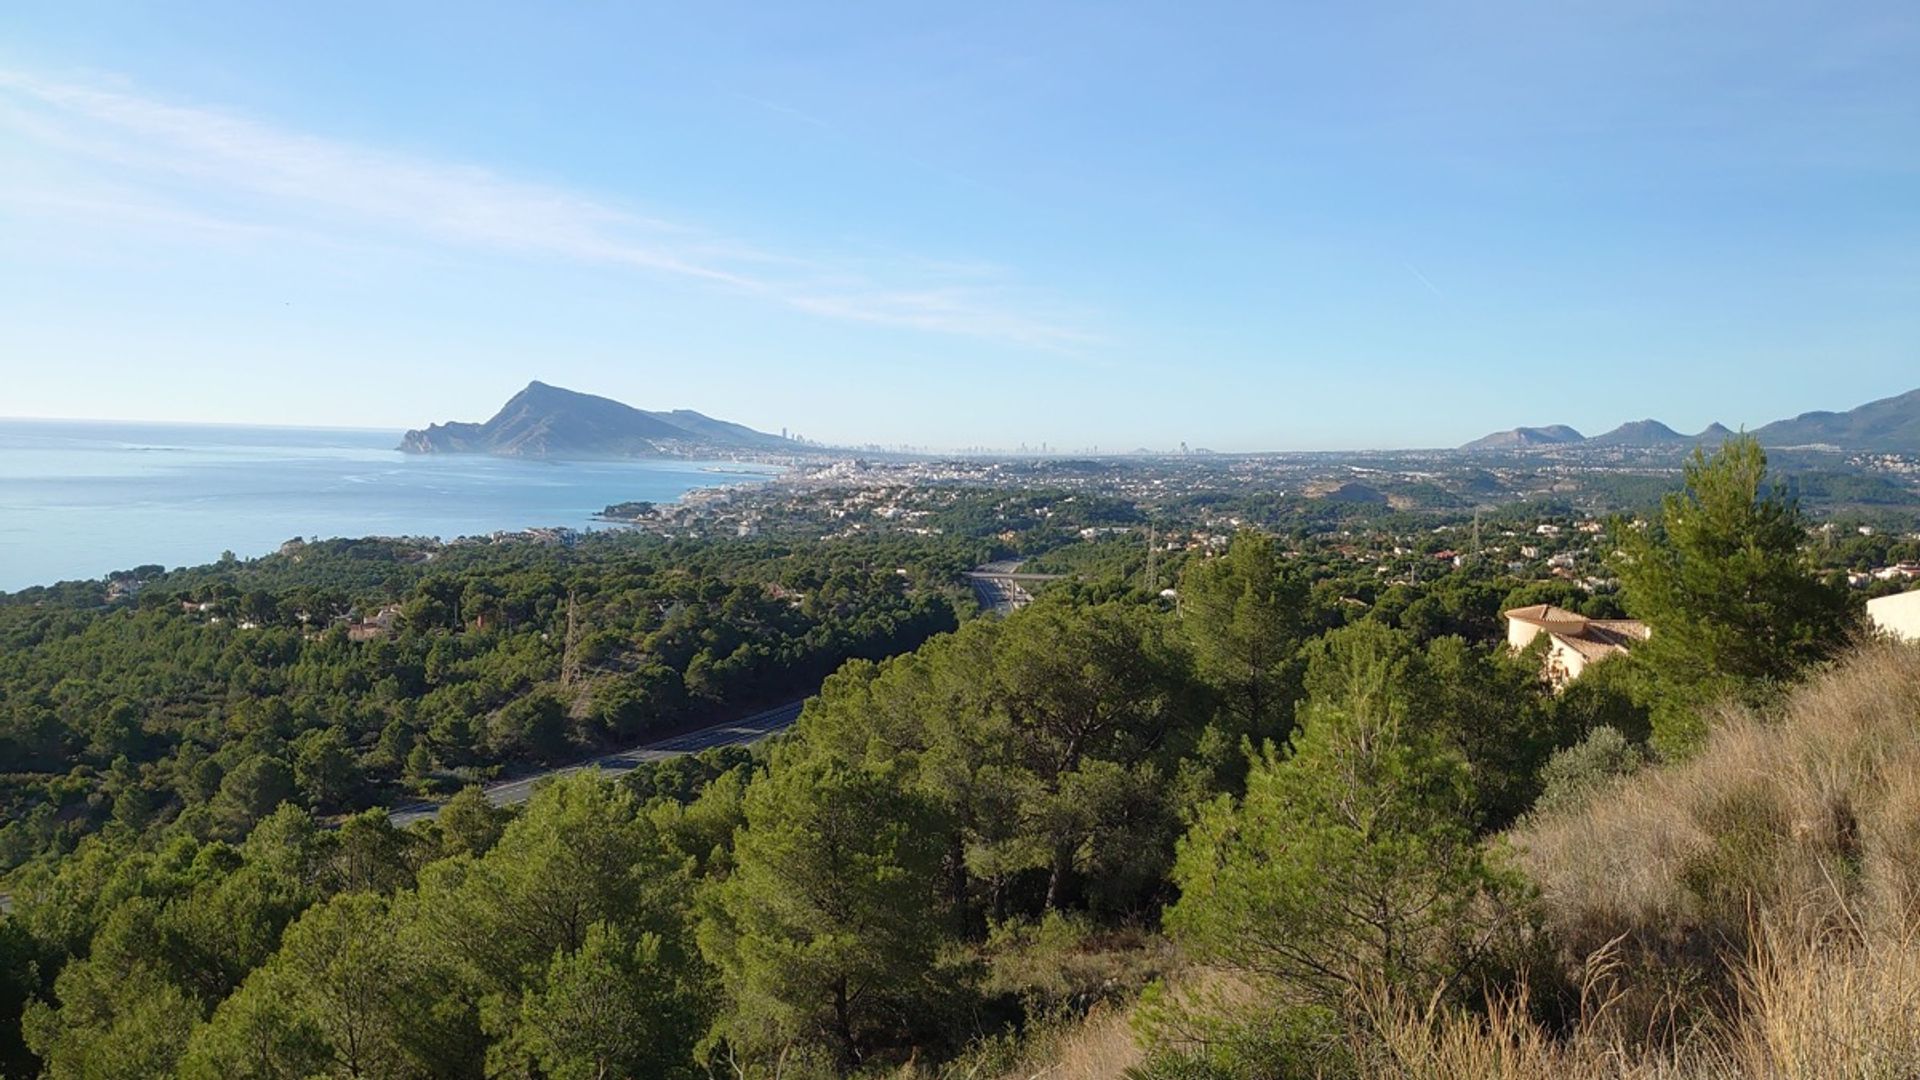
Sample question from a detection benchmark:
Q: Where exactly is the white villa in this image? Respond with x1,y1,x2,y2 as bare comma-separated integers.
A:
1504,604,1649,688
1867,589,1920,642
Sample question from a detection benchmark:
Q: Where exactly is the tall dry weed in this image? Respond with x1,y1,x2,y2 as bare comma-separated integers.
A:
1351,641,1920,1078
1517,642,1920,1031
1005,644,1920,1080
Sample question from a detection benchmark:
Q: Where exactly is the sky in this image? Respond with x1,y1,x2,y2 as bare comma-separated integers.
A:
1,2,1916,452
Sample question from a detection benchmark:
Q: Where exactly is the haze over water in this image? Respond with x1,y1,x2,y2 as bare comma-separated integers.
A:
0,420,777,592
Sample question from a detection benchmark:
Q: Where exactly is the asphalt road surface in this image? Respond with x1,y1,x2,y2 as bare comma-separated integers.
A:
0,703,808,915
964,560,1066,614
387,699,804,827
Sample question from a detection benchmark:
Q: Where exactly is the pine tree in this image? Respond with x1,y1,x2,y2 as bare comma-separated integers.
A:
1167,634,1526,1009
1610,435,1859,755
697,757,949,1072
1179,531,1308,746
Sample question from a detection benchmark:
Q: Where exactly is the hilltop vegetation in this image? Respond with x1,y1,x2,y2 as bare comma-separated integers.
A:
0,533,969,873
0,436,1896,1080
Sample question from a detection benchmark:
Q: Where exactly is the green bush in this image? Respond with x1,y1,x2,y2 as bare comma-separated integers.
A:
1131,985,1352,1080
1533,726,1646,817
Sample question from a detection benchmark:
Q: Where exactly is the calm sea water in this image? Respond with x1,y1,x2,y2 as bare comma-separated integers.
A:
0,420,778,592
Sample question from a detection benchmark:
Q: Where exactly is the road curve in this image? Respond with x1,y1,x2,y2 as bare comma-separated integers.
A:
387,699,805,827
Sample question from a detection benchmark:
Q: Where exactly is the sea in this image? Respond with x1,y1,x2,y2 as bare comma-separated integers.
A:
0,419,781,593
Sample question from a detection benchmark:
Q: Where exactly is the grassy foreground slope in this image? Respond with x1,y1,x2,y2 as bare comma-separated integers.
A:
1495,639,1920,1078
1007,641,1920,1080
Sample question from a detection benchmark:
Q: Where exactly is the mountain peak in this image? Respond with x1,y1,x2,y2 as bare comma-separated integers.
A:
1589,419,1687,447
399,382,804,459
1752,386,1920,450
1461,424,1585,451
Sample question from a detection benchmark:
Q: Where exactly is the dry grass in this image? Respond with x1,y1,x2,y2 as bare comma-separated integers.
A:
1353,640,1920,1079
1354,921,1920,1080
1516,641,1920,1033
1723,924,1920,1079
1008,642,1920,1080
988,1006,1142,1080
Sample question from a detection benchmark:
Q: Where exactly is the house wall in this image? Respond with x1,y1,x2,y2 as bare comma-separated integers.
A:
1507,618,1543,651
1546,636,1591,687
1868,590,1920,642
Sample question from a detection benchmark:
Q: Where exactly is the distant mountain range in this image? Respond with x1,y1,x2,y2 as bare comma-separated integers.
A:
1750,388,1920,451
399,381,805,458
1462,388,1920,453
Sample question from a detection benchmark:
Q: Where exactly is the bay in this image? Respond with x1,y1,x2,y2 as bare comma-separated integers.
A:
0,419,778,592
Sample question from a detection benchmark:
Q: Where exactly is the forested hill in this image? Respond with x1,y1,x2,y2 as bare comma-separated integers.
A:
0,436,1891,1080
398,380,808,458
0,532,970,875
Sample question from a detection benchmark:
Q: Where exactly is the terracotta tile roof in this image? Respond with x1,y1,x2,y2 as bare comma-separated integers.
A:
1585,619,1651,644
1559,634,1627,662
1505,605,1648,666
1503,603,1585,624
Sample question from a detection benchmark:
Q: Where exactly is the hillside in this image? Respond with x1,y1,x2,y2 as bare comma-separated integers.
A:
398,380,805,458
1752,386,1920,451
1008,642,1920,1080
1461,386,1920,453
1587,419,1739,447
1460,424,1585,450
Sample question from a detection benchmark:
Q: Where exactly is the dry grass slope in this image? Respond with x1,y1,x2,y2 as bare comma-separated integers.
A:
1364,640,1920,1078
1001,642,1920,1080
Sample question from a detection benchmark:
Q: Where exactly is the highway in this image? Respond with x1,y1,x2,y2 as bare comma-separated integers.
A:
0,703,806,915
964,560,1065,614
386,699,804,827
4,557,1059,914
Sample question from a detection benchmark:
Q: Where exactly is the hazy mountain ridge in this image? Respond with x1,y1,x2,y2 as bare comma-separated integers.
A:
1460,424,1585,450
1750,387,1920,450
399,381,804,458
1461,388,1919,453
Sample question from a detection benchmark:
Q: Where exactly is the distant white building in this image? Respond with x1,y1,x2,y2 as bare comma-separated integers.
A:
1505,604,1649,688
1867,590,1920,642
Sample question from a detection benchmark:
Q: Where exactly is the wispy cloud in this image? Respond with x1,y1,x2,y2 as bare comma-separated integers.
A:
1402,260,1445,300
0,69,1094,348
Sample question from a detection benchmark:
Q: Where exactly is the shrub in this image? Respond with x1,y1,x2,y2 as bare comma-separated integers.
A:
1532,727,1645,817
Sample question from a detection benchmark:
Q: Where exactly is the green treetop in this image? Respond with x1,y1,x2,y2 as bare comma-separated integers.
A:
1610,435,1859,755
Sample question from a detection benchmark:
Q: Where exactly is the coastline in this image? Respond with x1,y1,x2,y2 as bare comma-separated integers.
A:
0,423,788,593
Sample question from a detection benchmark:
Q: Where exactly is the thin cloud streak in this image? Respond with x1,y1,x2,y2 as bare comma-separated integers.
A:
1402,261,1445,300
0,69,1093,349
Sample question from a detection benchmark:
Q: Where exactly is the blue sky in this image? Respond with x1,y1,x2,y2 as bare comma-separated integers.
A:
1,2,1916,451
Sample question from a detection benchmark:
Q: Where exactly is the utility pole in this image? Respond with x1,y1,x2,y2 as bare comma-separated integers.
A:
561,589,580,688
1144,525,1158,594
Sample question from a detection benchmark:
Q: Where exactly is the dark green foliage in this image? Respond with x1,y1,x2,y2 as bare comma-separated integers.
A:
436,784,507,858
795,597,1212,922
698,757,951,1071
0,533,964,871
493,921,701,1080
1299,623,1571,830
1168,626,1531,1010
3,476,1869,1078
1610,436,1861,755
1179,532,1307,751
